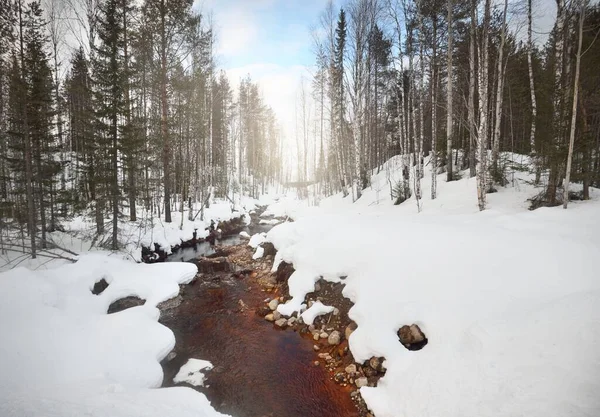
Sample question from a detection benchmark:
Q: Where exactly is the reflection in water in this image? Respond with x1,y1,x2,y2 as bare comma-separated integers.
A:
166,224,274,263
161,271,359,417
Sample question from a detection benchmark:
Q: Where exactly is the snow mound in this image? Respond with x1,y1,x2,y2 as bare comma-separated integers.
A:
0,254,228,417
267,154,600,417
301,301,335,325
252,246,265,260
174,359,214,387
248,232,267,248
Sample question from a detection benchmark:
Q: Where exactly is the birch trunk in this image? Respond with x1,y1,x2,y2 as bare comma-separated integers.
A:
446,0,453,182
476,0,491,210
468,0,477,178
527,0,537,160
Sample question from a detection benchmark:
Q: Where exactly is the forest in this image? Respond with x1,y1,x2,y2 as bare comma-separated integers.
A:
1,0,599,254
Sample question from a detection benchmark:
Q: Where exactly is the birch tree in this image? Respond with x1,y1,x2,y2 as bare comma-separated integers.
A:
446,0,453,182
476,0,491,210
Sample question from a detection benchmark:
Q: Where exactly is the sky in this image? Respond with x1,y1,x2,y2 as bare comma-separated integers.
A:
193,0,558,155
194,0,328,146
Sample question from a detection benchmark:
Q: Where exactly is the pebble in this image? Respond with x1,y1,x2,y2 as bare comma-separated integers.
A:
264,313,275,322
345,364,357,375
313,333,320,341
355,377,368,388
313,361,320,367
268,299,279,311
273,311,282,320
319,332,329,339
287,317,296,326
327,330,341,345
313,345,320,351
275,318,287,327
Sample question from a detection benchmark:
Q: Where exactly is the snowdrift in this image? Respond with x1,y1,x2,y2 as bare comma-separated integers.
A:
267,154,600,417
0,253,229,417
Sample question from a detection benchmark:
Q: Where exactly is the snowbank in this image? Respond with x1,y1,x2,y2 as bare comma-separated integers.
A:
0,253,229,417
301,301,335,325
269,155,600,417
174,359,214,387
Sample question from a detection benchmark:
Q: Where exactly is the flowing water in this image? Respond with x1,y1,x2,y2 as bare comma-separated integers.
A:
161,223,359,417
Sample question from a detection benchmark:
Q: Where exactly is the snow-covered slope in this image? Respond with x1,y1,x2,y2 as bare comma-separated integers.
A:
0,253,229,417
268,155,600,417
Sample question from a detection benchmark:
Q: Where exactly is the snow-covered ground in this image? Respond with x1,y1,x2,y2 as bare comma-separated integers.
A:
267,155,600,417
0,252,230,417
0,194,286,272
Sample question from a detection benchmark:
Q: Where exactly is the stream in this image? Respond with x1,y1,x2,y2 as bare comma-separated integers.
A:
160,220,359,417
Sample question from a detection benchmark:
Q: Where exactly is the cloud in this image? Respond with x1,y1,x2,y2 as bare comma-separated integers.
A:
225,63,310,140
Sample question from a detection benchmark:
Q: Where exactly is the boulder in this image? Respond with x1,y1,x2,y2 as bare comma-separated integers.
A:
275,261,295,283
260,242,277,257
91,278,109,295
398,324,428,350
107,296,145,314
345,321,358,340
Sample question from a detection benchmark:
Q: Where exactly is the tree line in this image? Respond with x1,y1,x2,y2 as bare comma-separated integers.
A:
308,0,599,210
0,0,282,256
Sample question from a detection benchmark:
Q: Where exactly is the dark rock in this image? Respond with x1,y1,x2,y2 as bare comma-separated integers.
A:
107,296,145,313
368,356,385,373
275,261,295,283
362,365,377,377
345,321,358,340
260,242,277,257
91,278,109,295
157,295,183,311
398,324,428,351
255,305,271,317
196,256,233,273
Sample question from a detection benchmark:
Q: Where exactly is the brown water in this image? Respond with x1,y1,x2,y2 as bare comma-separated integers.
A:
160,272,359,417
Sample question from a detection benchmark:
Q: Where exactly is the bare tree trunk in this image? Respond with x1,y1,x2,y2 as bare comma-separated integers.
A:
18,0,36,258
122,0,135,222
416,0,425,202
160,0,171,223
547,0,566,204
468,0,477,178
563,0,585,209
431,16,438,199
446,0,453,182
490,0,508,185
527,0,538,179
476,0,491,210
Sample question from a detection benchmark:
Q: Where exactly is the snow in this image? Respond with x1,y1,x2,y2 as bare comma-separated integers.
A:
174,359,214,387
248,232,267,249
300,301,334,325
239,231,251,239
259,218,281,225
269,154,600,417
252,246,265,260
261,193,309,219
0,253,229,417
